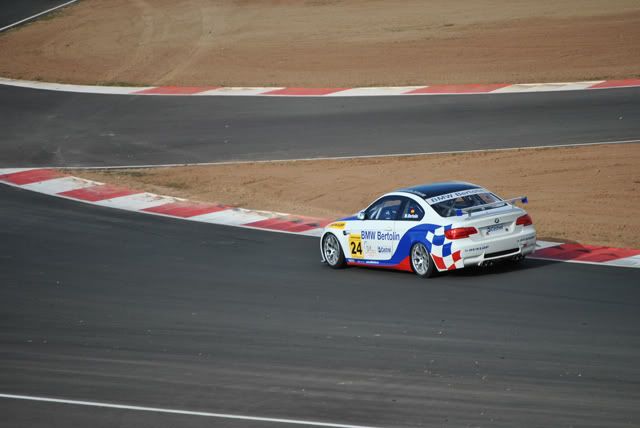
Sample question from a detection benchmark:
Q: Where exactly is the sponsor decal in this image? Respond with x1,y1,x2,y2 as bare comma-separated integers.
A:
356,230,400,259
361,230,401,241
485,224,506,234
463,244,490,254
426,188,487,205
403,207,420,219
329,222,346,229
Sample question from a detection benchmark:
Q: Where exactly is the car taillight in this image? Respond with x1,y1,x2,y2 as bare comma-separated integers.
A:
445,227,478,240
516,214,533,226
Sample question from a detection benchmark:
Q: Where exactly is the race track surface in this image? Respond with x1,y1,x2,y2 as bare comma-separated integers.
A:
1,85,639,167
0,0,73,30
2,185,639,427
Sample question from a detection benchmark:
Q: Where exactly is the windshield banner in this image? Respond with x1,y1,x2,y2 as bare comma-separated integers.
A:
425,188,488,205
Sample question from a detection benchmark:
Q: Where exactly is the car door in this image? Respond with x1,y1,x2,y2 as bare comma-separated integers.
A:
346,196,404,261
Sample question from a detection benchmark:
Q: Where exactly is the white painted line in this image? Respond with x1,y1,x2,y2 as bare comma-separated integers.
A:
52,138,640,170
0,393,382,428
0,0,79,33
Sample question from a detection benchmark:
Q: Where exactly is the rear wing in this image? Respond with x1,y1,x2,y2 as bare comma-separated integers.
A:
455,196,528,217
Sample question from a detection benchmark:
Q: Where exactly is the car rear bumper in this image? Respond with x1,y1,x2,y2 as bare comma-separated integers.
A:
458,227,536,267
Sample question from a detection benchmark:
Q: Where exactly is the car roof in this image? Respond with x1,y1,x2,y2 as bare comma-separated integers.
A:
396,181,482,199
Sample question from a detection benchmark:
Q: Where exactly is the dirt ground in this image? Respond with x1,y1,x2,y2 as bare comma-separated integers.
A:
73,143,640,249
1,0,639,86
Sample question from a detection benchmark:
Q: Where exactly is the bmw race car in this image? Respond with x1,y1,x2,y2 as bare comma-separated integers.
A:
320,181,536,277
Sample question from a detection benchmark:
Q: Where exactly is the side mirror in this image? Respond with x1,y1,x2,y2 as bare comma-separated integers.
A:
357,211,366,220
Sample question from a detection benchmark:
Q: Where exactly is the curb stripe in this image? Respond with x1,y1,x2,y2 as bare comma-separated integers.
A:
262,87,349,96
3,77,639,97
0,168,64,185
93,193,173,211
531,243,640,263
134,86,220,95
59,184,141,202
22,176,96,193
143,201,231,218
245,217,321,233
1,168,638,268
588,79,640,89
407,83,510,94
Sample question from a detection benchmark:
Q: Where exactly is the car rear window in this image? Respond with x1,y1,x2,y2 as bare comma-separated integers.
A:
429,192,505,217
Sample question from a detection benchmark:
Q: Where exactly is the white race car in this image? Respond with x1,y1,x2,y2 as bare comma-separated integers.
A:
320,181,536,277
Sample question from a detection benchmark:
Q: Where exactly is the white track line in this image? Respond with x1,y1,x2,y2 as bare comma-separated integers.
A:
52,138,640,170
0,0,78,33
0,393,381,428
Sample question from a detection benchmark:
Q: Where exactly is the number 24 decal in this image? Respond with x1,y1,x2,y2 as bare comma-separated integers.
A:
348,234,363,259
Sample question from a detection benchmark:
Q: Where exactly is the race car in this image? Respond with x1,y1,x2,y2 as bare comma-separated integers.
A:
320,181,536,277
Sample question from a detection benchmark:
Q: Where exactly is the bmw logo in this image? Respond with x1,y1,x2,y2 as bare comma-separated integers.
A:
494,218,500,223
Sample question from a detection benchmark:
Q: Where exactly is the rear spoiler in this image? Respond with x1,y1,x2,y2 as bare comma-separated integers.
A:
456,196,528,217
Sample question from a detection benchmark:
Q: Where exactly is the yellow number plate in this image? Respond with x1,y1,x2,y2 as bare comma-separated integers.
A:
348,233,363,259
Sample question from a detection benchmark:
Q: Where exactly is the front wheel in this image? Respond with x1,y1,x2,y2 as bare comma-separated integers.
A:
322,233,346,269
410,242,435,278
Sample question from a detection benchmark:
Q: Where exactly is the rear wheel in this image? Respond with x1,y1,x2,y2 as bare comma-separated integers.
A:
410,242,435,278
323,233,346,269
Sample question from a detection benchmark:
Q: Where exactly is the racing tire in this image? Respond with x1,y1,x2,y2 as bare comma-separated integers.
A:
410,242,436,278
322,233,346,269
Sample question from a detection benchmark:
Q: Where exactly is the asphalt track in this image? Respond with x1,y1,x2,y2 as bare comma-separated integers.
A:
0,0,74,31
1,185,640,427
1,84,639,167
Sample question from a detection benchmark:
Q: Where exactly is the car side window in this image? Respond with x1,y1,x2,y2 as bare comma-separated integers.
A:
400,199,424,221
365,197,404,220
